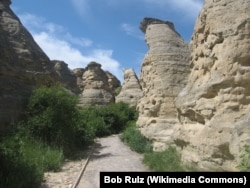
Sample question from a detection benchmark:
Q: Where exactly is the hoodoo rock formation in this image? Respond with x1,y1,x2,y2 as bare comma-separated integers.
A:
174,0,250,170
116,68,142,107
0,0,57,128
136,18,190,150
78,62,120,106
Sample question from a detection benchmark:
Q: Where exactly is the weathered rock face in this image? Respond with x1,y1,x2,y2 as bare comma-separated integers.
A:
116,68,142,107
52,60,80,94
174,0,250,171
78,62,120,106
0,0,56,128
72,68,85,91
105,71,121,95
136,18,190,150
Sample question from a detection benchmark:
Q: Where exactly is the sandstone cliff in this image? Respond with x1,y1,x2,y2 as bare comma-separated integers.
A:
136,18,190,150
115,68,142,107
78,62,120,106
174,0,250,171
0,0,57,128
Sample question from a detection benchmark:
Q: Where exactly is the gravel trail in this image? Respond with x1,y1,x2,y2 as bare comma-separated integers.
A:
76,134,150,188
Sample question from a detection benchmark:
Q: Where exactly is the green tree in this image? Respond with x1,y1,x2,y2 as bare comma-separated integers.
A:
23,86,79,155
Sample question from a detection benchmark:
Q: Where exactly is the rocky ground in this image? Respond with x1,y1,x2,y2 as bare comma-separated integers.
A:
40,159,85,188
40,148,92,188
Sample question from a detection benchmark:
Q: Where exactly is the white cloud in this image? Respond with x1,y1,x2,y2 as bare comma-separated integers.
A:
121,23,144,40
17,12,122,81
20,13,65,33
33,32,90,68
64,33,93,47
89,50,122,77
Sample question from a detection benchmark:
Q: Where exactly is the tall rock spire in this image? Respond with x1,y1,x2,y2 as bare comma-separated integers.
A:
115,68,142,107
136,18,190,150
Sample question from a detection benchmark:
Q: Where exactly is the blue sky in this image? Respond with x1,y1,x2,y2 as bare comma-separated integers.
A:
12,0,204,82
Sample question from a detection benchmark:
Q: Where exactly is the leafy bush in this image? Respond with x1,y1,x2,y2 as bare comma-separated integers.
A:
22,86,80,156
143,147,184,171
77,106,111,137
121,122,152,153
77,102,138,137
103,102,138,133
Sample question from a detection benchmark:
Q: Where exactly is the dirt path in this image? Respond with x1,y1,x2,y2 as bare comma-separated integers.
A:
76,134,150,188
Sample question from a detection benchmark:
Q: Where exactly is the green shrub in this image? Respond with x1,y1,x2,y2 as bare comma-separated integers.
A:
121,122,152,153
0,134,64,188
22,86,80,156
237,145,250,171
0,136,42,188
143,147,184,171
77,106,111,137
74,110,96,146
99,102,138,134
19,136,64,172
77,102,138,137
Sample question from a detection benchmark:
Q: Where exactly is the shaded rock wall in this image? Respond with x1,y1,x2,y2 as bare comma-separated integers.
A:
136,18,190,150
0,0,57,128
174,0,250,171
52,60,80,94
116,68,142,107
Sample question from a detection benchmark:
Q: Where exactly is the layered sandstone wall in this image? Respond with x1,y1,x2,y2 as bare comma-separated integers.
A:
136,18,190,150
115,68,142,107
0,0,57,127
78,62,120,106
174,0,250,171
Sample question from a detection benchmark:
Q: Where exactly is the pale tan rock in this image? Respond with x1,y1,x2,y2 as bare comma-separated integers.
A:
116,68,142,107
78,62,119,106
175,0,250,171
136,18,190,150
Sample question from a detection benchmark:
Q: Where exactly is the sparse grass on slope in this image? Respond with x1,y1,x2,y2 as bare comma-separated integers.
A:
120,122,152,153
121,122,188,171
143,147,185,171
